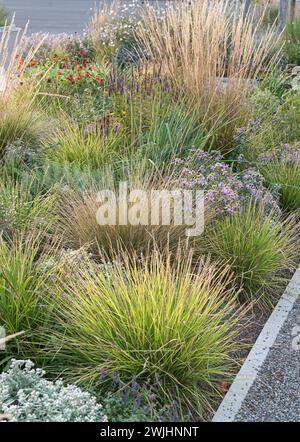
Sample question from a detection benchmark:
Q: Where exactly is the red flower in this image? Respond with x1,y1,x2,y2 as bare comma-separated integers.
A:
85,72,90,78
78,65,84,71
28,58,37,67
94,76,104,84
57,70,63,75
15,53,21,59
79,50,88,57
66,74,73,81
60,63,67,69
74,73,82,81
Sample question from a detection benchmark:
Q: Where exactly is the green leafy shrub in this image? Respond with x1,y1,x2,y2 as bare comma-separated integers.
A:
198,201,299,307
249,89,281,120
31,55,106,96
237,93,300,160
0,6,9,26
99,370,188,422
283,18,300,64
102,388,182,422
0,359,107,422
40,88,111,126
39,253,242,417
22,42,111,126
257,69,289,101
102,390,151,422
264,93,300,146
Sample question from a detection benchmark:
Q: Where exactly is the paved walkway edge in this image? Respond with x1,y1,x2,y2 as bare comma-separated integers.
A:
212,267,300,422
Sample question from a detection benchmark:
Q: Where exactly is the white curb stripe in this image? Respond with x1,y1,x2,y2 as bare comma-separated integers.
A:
213,267,300,422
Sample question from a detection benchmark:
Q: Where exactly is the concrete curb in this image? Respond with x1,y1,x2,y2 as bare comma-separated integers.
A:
212,267,300,422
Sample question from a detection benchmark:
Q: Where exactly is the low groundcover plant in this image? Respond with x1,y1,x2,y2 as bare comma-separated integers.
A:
0,359,107,422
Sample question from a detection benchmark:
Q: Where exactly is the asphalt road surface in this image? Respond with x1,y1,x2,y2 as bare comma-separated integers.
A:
1,0,165,35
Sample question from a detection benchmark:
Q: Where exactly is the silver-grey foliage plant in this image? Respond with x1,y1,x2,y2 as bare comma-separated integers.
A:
0,359,107,422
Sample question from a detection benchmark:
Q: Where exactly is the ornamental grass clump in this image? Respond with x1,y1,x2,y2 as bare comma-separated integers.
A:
0,17,45,98
110,74,217,165
45,119,125,171
0,359,107,422
0,18,50,159
56,173,190,259
39,252,243,417
137,0,280,148
0,174,57,240
0,231,61,359
0,85,50,160
257,144,300,211
198,201,299,307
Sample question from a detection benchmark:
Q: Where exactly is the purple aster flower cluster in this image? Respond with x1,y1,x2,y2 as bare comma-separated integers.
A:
172,149,280,215
258,143,300,165
97,369,182,421
233,119,261,145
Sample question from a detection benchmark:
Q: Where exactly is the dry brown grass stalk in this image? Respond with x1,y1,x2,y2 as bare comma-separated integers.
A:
0,330,25,347
137,0,281,145
56,166,215,259
0,15,45,97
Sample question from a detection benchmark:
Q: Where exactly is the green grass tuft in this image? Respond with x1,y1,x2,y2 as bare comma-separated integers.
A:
198,201,299,307
38,252,243,417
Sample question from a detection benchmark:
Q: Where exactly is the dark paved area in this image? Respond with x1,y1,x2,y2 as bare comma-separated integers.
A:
1,1,168,35
2,0,96,34
236,297,300,422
